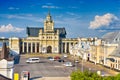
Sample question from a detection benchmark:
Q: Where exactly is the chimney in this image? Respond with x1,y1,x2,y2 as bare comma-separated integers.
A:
0,42,9,59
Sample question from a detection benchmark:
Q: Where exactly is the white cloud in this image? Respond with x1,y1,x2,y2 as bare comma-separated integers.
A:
8,7,19,10
66,12,76,16
89,13,118,29
8,15,24,19
42,5,59,9
69,6,78,9
7,14,43,23
0,24,24,32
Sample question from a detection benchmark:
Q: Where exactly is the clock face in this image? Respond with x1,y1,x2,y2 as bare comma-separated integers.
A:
46,22,52,30
47,26,51,30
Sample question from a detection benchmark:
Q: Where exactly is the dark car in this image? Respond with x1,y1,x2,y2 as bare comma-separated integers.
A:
54,56,61,61
58,59,64,62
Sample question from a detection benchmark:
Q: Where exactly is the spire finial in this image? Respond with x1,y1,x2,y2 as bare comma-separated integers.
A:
46,6,52,21
48,6,50,16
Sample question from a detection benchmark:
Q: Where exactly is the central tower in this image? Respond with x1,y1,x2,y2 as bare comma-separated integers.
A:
44,11,54,32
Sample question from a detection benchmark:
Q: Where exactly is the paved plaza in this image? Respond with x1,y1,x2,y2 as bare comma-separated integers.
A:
14,55,119,80
14,55,74,80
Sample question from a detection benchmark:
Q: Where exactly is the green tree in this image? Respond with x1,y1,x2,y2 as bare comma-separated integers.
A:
114,74,120,80
71,70,103,80
70,70,120,80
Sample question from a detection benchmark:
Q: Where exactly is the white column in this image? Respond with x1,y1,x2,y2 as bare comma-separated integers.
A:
35,43,37,53
65,42,67,53
39,44,41,53
69,43,71,53
31,43,33,53
61,43,63,53
22,42,24,53
117,58,118,69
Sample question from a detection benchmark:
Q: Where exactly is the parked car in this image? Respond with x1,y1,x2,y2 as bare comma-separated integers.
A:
63,54,68,58
26,58,40,63
63,62,73,67
58,59,64,62
75,60,79,63
47,57,54,61
54,56,61,61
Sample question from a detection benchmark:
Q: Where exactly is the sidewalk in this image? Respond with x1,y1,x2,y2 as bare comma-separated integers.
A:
83,61,119,76
68,55,119,76
31,77,70,80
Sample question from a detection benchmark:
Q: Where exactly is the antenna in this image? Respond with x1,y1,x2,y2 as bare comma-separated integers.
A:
48,6,51,15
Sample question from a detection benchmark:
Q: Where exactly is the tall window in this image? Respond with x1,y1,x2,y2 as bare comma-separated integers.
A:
28,43,31,53
63,43,65,53
67,43,69,53
71,43,73,46
20,42,22,53
37,43,39,53
24,42,27,53
33,43,35,53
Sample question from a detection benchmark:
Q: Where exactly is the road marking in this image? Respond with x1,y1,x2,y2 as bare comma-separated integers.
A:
54,66,63,67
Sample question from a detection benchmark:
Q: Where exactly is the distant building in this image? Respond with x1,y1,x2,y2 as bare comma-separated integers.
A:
0,74,11,80
0,42,14,79
102,31,120,70
8,11,120,71
9,11,78,54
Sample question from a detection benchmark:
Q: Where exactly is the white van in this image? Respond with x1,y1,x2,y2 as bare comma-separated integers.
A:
26,58,40,63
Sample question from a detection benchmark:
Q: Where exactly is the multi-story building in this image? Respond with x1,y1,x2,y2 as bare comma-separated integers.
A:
8,11,120,71
0,42,14,79
9,11,78,54
102,31,120,70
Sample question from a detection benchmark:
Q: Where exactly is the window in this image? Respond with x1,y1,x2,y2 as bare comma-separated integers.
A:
28,43,31,53
116,64,117,68
37,43,39,53
24,42,27,53
33,43,35,53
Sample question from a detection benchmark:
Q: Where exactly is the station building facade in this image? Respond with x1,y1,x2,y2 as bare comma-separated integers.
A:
9,12,78,54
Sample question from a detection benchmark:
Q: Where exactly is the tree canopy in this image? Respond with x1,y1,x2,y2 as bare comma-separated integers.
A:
70,70,119,80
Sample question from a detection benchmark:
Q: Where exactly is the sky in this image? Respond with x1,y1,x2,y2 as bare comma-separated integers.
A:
0,0,120,38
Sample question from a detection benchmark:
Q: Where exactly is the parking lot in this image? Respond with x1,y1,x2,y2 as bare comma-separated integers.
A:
14,55,74,80
14,54,118,80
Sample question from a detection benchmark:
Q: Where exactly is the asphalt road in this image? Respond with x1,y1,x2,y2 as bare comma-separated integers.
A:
14,55,118,80
14,56,74,80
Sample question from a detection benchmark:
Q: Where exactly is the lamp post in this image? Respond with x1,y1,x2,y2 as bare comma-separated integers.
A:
73,46,77,71
81,54,84,72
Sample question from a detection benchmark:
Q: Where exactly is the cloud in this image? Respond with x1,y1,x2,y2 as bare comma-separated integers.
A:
68,6,78,9
89,13,118,29
42,5,59,9
66,12,76,16
7,14,43,23
0,24,24,32
8,7,19,10
8,15,25,19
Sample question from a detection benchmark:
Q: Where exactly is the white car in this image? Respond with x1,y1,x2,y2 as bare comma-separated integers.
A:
26,58,40,63
75,60,79,63
63,54,68,58
63,62,73,67
47,57,54,61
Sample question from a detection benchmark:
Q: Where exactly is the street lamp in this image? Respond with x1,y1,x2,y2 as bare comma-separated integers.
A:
81,54,84,72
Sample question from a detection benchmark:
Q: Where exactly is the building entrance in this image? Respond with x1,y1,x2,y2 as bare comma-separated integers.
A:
47,46,52,53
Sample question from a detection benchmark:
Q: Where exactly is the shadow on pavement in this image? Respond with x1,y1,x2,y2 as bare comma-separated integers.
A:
14,55,20,64
30,76,43,80
9,50,21,64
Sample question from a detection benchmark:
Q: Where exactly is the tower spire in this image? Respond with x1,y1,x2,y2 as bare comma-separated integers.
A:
48,6,50,16
46,6,52,21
